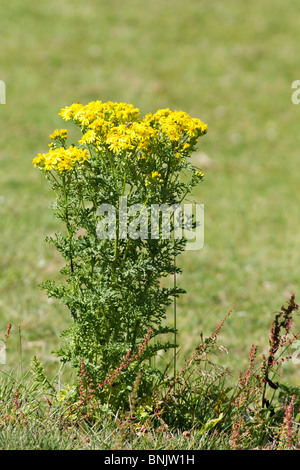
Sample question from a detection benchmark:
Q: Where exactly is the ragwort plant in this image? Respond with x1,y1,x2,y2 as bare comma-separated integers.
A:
33,100,207,409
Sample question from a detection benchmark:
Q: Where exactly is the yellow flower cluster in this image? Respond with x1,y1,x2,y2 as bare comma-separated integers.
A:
145,170,164,187
105,121,157,154
33,146,88,173
59,100,140,128
147,108,208,143
68,102,157,155
195,170,204,178
49,129,68,141
33,101,208,175
58,100,207,156
151,170,162,179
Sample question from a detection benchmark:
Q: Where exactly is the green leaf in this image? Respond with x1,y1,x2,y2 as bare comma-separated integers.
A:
199,413,224,435
30,356,55,392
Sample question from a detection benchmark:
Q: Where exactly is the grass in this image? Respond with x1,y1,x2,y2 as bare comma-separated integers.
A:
1,296,299,450
1,0,300,449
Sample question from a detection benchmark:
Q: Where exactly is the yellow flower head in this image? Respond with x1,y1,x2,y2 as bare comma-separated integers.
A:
33,146,88,173
195,170,204,178
59,100,141,131
146,109,207,146
49,129,68,141
145,170,164,186
151,171,161,179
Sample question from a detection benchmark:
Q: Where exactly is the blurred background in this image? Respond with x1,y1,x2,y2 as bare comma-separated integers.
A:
1,0,300,384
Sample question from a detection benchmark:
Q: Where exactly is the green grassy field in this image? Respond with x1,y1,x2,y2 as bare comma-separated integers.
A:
1,0,300,424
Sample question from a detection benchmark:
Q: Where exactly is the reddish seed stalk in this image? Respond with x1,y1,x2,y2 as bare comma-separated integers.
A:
148,308,234,425
62,328,154,424
3,323,11,344
278,394,296,449
97,328,153,391
262,293,299,408
284,395,296,448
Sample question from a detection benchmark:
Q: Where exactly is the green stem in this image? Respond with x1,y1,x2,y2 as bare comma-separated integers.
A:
74,168,85,213
122,193,150,262
62,174,74,274
173,250,177,383
162,152,172,196
107,152,118,187
113,170,128,265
